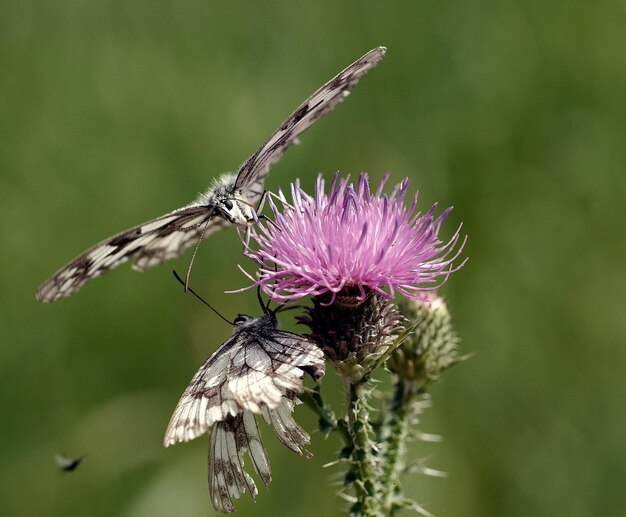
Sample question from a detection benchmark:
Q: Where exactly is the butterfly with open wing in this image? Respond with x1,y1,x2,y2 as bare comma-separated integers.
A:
37,46,386,302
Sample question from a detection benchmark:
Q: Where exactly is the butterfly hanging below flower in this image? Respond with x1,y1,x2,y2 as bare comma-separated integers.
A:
163,303,324,513
36,46,386,302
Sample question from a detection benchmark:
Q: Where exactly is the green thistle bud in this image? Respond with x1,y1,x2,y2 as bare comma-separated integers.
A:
389,294,465,388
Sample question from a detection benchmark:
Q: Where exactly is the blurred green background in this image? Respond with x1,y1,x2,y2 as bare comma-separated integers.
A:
2,1,625,516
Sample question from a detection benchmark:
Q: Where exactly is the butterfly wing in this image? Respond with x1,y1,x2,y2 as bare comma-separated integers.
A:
54,454,71,469
208,397,310,513
163,322,324,447
208,412,270,513
234,46,386,205
36,205,225,302
164,316,324,513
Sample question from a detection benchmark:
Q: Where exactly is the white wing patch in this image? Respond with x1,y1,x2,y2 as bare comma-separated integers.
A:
164,313,325,513
235,46,386,205
164,317,324,446
36,206,223,302
208,396,308,513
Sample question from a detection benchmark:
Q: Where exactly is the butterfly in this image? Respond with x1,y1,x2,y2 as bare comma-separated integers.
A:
163,291,324,513
36,46,386,302
55,453,87,473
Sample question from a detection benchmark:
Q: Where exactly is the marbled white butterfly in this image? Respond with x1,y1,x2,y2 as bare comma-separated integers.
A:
163,292,324,512
37,47,386,302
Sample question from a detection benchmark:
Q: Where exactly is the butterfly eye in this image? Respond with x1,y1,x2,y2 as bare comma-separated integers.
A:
223,199,234,210
234,315,248,325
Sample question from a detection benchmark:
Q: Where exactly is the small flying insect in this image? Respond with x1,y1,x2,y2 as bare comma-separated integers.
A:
37,47,386,302
55,453,87,473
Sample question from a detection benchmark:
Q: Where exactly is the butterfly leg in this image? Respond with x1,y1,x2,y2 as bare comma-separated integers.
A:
266,190,296,211
239,190,269,217
243,190,295,219
255,189,269,214
257,214,281,231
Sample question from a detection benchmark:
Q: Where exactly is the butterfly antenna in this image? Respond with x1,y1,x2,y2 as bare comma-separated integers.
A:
257,284,269,315
264,263,280,315
172,270,234,325
184,219,211,292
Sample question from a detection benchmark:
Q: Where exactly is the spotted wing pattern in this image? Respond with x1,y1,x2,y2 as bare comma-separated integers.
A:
36,206,224,302
164,320,324,446
235,46,386,205
164,314,324,513
208,412,269,513
208,396,309,513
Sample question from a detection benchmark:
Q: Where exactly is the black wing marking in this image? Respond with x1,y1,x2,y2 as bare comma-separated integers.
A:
208,412,270,513
164,315,324,513
208,397,310,513
36,206,224,302
235,46,386,205
163,324,324,447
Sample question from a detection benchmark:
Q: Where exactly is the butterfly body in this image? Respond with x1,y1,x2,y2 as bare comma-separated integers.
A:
193,173,255,226
37,47,386,302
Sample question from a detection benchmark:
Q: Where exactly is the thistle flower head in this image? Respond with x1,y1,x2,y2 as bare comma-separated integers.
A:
299,294,405,382
243,173,466,305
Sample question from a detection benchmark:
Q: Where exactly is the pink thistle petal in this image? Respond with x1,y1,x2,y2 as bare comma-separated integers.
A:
240,173,467,302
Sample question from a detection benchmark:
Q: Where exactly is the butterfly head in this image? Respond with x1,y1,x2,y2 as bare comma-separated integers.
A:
202,174,255,226
215,193,255,226
233,314,255,327
233,311,278,332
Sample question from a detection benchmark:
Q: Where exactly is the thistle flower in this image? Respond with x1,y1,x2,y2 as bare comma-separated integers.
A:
240,173,467,515
243,173,466,305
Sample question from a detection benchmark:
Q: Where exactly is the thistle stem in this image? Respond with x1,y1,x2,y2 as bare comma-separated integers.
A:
345,377,381,517
300,386,351,445
379,378,414,515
